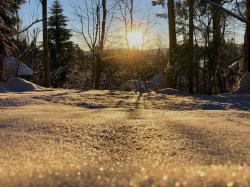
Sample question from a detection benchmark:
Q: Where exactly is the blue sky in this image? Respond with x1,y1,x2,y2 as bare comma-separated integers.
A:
20,0,165,23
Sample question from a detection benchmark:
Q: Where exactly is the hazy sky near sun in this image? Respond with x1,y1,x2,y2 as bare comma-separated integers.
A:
20,0,169,49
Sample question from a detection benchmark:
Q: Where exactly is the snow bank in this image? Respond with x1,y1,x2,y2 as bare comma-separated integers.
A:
5,78,43,92
235,73,250,94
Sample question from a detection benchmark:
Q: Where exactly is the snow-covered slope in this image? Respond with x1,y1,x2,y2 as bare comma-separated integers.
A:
0,89,249,186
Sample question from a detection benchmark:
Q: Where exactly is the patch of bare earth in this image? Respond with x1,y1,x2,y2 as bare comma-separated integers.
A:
0,90,249,186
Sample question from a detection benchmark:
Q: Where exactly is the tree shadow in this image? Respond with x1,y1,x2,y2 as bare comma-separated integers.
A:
0,98,40,108
76,102,108,109
192,94,250,111
147,92,250,111
0,124,11,129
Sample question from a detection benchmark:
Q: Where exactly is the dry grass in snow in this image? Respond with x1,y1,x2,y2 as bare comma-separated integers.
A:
0,89,249,186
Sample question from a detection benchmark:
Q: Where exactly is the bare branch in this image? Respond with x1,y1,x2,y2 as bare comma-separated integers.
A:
10,19,43,36
207,0,248,23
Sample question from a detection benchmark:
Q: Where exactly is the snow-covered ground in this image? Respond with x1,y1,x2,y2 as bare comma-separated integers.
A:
0,86,249,186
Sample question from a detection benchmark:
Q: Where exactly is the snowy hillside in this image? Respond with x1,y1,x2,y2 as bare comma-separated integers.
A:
0,84,249,186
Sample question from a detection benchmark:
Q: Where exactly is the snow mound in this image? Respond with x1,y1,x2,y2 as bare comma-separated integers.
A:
235,73,250,94
5,78,43,92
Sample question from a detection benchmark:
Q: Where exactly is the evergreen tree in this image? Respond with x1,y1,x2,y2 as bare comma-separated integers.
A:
48,0,73,87
0,0,25,81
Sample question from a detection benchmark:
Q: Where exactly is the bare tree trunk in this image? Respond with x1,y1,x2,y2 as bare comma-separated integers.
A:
15,8,20,77
168,0,177,65
188,0,194,94
42,0,50,87
247,0,250,72
167,0,177,88
100,0,107,51
94,0,107,89
211,0,222,93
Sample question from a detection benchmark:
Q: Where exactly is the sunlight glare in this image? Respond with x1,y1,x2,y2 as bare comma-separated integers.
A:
127,31,143,48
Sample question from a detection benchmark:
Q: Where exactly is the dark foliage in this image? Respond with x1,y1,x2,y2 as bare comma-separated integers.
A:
48,0,73,87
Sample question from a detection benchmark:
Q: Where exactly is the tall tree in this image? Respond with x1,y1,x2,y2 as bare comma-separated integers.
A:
153,0,177,64
48,0,73,87
247,0,250,72
152,0,177,88
73,0,113,89
41,0,50,87
168,0,177,66
95,0,107,89
188,0,194,93
210,0,222,92
207,0,249,73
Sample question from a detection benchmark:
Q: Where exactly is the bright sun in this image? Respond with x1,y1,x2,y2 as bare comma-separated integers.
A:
127,31,143,48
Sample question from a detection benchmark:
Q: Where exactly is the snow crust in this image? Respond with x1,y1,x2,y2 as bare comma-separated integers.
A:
0,89,249,186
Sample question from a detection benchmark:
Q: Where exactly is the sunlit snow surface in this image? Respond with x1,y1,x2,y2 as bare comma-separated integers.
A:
0,89,249,186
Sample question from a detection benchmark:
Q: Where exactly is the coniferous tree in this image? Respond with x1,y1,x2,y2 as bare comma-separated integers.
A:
48,0,73,87
0,0,25,81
